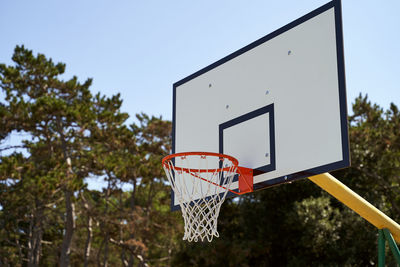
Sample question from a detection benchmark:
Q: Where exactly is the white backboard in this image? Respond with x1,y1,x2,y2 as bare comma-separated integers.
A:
171,0,349,210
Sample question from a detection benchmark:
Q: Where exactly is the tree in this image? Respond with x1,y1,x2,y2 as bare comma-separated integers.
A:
1,46,183,266
67,113,181,266
0,45,95,266
130,114,181,266
339,94,400,219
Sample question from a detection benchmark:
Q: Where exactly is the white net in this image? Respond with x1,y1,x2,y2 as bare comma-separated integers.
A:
163,152,238,242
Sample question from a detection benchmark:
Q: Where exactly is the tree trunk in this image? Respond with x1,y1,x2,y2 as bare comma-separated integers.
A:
119,190,128,267
109,238,149,267
33,223,43,266
27,205,44,267
60,190,75,267
15,236,24,264
128,254,134,267
58,118,76,267
145,181,154,228
96,239,105,267
99,178,111,267
83,215,93,267
27,212,35,266
103,232,109,267
128,179,137,267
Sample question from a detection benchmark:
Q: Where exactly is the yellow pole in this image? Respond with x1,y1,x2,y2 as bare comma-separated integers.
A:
308,173,400,243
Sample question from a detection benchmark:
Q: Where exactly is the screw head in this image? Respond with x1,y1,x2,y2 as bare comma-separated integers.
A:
288,50,292,55
226,105,229,109
266,90,269,95
265,153,269,157
209,83,212,88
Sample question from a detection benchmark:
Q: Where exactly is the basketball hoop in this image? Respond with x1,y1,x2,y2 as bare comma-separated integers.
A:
162,152,253,242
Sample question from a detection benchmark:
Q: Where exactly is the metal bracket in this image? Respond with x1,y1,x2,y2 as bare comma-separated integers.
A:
237,166,253,194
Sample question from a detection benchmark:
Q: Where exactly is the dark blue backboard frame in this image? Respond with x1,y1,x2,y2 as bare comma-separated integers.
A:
171,0,349,211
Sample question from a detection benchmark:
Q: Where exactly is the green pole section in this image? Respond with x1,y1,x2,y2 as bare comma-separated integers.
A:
383,228,400,265
378,229,386,267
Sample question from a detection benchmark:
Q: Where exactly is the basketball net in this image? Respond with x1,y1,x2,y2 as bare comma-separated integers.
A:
162,152,238,242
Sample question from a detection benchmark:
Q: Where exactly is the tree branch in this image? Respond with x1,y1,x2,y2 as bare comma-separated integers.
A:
0,145,25,152
109,238,149,267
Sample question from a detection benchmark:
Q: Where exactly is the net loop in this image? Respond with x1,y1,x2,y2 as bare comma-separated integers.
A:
162,152,238,242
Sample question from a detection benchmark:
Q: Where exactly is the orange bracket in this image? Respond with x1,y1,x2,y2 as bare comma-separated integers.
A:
237,166,253,194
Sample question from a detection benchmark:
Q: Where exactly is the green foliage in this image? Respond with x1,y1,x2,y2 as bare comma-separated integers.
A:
0,46,181,266
1,45,399,266
339,94,400,220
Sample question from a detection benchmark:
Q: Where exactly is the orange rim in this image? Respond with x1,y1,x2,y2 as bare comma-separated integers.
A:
162,152,239,173
162,152,253,195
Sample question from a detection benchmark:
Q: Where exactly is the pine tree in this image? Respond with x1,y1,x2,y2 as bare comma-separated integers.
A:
1,45,183,266
1,45,95,266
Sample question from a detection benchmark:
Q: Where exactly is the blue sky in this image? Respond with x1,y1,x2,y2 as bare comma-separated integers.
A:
1,0,399,123
1,1,399,190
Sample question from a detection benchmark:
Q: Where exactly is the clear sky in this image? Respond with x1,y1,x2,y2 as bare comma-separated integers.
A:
1,0,399,123
1,0,399,191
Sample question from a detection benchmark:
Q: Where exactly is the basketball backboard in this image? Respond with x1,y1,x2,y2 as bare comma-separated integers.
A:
171,0,349,211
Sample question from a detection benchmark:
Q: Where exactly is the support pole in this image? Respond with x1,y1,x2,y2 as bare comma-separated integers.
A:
308,173,400,243
378,229,385,267
383,229,400,264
